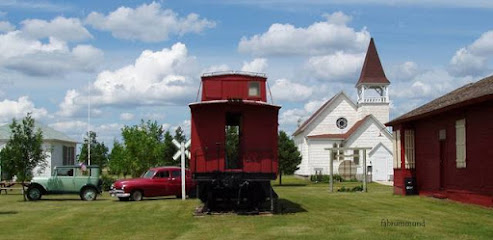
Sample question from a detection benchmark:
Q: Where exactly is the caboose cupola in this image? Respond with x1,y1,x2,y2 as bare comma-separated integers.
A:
200,71,267,102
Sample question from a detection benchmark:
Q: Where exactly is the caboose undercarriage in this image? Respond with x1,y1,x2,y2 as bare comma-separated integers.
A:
196,172,278,213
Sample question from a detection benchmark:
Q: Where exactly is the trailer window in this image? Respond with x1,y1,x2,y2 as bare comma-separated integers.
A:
225,113,242,169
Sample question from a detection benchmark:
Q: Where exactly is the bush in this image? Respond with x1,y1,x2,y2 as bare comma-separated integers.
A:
101,174,117,191
310,174,343,183
337,185,363,192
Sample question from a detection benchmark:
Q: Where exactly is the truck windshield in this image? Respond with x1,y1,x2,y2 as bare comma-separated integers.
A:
142,170,156,179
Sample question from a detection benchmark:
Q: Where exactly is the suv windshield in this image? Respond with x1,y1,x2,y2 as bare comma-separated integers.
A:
142,170,156,179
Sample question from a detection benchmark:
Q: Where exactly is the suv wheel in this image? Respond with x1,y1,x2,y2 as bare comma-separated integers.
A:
27,186,42,201
81,187,97,201
131,190,143,201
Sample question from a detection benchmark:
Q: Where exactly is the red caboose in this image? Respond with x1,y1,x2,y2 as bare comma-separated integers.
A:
189,71,280,211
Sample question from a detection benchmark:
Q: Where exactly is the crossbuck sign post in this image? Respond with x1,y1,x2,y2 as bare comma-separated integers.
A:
172,139,191,201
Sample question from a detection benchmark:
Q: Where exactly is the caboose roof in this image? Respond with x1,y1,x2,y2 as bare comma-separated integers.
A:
201,71,266,78
189,99,281,108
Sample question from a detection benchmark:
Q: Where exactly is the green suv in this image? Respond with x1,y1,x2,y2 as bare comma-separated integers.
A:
26,165,102,201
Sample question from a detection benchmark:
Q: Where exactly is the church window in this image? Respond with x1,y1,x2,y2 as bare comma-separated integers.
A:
336,117,348,129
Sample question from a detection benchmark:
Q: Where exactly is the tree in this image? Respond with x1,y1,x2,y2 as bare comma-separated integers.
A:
0,113,47,201
278,131,302,185
162,130,176,166
174,126,186,143
108,140,132,177
78,131,109,171
120,120,164,177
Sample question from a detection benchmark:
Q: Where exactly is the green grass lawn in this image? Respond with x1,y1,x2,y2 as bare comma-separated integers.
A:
1,177,492,240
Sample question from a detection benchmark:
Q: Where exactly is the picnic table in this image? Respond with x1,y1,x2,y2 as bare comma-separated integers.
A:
0,182,30,194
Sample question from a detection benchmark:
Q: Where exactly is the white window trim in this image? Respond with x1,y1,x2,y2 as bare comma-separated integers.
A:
393,130,401,169
455,119,466,168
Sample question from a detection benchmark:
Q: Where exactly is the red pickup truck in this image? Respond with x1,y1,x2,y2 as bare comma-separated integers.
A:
109,166,196,201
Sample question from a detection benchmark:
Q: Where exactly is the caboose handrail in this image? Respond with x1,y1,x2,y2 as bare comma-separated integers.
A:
201,71,266,78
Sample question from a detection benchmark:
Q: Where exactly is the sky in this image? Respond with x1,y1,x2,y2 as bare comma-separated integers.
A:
0,0,492,149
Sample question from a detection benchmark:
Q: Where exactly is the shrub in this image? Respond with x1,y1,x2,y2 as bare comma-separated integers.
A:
337,184,363,192
310,174,344,183
101,174,117,191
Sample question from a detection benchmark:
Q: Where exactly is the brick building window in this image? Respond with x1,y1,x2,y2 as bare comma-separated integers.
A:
455,119,466,168
404,130,415,169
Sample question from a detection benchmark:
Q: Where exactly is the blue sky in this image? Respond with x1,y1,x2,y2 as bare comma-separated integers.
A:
0,0,492,147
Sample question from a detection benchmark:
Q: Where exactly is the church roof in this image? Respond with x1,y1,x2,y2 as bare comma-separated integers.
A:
307,115,371,140
356,38,390,87
307,114,392,141
387,74,493,126
293,92,357,136
0,122,77,143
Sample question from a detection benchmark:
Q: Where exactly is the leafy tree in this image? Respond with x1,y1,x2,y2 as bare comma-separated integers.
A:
108,140,132,177
78,131,109,171
121,120,164,177
162,130,176,166
278,131,302,185
174,126,186,143
225,126,239,169
0,113,47,200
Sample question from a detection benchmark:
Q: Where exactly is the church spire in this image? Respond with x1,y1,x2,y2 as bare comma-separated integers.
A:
356,38,390,87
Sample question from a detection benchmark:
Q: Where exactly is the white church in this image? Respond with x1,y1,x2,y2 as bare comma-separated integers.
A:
293,38,394,181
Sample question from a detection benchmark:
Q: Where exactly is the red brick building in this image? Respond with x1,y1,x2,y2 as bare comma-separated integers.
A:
387,75,493,207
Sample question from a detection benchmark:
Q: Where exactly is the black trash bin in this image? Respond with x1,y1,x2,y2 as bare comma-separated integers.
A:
404,177,417,195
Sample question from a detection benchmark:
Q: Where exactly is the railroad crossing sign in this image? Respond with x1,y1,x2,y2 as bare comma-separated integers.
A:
172,139,191,160
172,139,191,201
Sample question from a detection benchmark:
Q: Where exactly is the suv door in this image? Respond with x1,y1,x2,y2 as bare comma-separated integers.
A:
74,167,91,192
48,168,76,192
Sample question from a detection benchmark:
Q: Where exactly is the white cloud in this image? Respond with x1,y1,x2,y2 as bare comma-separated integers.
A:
270,78,314,102
0,20,103,76
279,98,327,127
238,12,370,56
0,21,14,32
306,51,365,81
120,112,134,121
388,61,419,82
216,0,493,9
202,64,230,74
0,0,72,12
0,96,49,123
449,30,493,77
58,42,199,117
241,58,268,72
449,48,488,77
49,121,123,145
49,120,87,133
85,2,215,42
20,17,92,42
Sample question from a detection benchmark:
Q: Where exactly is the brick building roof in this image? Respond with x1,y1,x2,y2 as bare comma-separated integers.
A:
387,75,493,126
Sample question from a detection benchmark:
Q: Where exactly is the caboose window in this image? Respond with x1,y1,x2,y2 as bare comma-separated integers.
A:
248,82,260,97
225,113,242,169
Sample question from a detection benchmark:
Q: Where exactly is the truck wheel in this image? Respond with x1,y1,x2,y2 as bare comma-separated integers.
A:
131,190,143,201
27,186,42,201
81,187,97,201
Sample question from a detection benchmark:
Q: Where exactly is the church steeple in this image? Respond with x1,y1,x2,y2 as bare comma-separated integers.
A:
356,38,390,105
356,38,390,124
356,38,390,87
